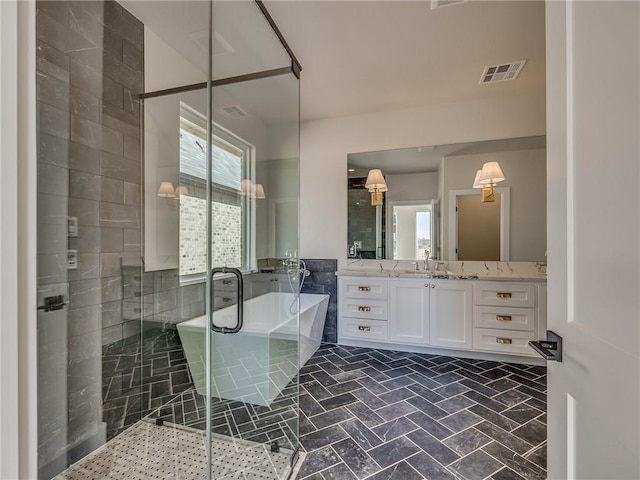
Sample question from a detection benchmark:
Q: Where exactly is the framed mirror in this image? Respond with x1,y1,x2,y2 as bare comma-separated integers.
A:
347,135,546,262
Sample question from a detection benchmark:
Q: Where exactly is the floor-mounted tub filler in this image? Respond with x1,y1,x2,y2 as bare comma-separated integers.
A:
177,292,329,406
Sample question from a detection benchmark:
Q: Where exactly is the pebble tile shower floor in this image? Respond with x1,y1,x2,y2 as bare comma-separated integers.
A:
54,421,292,480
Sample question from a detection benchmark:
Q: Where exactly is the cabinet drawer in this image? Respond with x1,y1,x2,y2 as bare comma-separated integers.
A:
473,282,535,308
341,318,388,342
341,277,388,300
341,299,387,321
473,328,536,356
473,306,535,332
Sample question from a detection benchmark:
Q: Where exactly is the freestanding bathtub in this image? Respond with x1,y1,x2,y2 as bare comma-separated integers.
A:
177,292,329,407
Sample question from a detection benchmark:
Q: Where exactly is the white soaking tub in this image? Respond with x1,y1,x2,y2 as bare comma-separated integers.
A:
177,292,329,406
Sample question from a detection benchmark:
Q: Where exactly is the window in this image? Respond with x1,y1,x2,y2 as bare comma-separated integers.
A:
178,104,255,280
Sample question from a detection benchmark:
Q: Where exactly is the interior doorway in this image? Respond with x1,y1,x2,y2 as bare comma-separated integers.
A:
457,194,501,260
448,188,510,261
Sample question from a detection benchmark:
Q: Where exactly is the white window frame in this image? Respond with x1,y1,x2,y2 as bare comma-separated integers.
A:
179,104,257,285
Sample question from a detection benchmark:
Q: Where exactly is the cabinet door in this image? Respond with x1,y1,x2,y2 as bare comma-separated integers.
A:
388,280,429,344
429,281,473,350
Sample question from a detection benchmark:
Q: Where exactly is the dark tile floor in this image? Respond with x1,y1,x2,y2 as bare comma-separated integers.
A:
104,336,547,480
297,343,547,480
102,328,194,439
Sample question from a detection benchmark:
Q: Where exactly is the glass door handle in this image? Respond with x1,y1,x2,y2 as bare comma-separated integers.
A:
210,267,244,334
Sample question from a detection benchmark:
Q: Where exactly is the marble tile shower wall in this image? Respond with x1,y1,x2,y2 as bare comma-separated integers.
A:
36,0,144,467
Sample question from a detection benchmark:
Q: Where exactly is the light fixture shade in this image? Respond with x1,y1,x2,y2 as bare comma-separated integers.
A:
175,185,189,196
478,162,505,185
472,169,483,188
240,178,253,196
368,184,388,193
365,169,387,190
254,183,266,199
157,181,176,198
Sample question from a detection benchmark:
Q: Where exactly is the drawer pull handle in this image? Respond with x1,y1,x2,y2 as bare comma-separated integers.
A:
358,286,371,292
222,279,233,285
496,337,513,345
222,297,233,303
496,315,512,321
358,325,371,332
358,306,371,312
496,292,513,298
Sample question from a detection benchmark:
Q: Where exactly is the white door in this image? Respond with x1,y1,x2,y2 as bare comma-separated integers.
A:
546,2,639,478
429,281,473,350
388,279,429,344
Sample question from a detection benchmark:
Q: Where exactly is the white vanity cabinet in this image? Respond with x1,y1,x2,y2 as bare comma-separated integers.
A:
338,273,546,362
388,279,430,344
429,281,473,350
244,273,286,299
338,277,389,342
472,282,538,357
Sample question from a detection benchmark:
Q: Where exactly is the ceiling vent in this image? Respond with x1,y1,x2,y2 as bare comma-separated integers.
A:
431,0,467,10
219,105,249,119
189,30,234,56
480,60,527,84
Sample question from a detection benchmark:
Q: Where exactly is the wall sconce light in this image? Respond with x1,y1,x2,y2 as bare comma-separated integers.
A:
158,182,189,200
175,185,189,196
240,179,266,199
157,182,176,198
254,183,266,199
474,161,505,203
365,168,388,206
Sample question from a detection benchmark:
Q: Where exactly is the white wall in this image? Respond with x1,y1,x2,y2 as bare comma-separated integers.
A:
386,172,438,203
300,93,546,267
441,148,546,261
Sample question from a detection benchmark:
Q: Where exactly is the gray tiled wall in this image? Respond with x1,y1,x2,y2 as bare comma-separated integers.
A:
300,259,338,343
36,0,144,473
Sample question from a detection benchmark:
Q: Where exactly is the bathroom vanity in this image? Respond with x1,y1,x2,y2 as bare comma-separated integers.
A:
337,266,546,364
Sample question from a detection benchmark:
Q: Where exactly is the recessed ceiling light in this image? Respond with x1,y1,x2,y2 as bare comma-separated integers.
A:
348,168,355,172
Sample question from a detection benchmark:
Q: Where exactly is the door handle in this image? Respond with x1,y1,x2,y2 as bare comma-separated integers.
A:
529,330,563,362
211,267,243,334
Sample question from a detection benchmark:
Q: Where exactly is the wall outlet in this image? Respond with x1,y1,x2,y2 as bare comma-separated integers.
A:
353,241,362,249
68,216,78,237
67,249,78,270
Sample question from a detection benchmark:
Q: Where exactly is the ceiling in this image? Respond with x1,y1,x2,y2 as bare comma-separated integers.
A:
122,0,545,124
264,0,546,121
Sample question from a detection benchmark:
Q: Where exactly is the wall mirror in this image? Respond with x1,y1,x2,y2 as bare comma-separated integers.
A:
347,135,546,262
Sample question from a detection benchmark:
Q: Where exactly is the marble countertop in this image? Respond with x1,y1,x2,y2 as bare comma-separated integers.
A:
336,269,547,282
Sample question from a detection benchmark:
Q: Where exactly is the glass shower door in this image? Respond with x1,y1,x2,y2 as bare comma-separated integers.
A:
204,2,302,474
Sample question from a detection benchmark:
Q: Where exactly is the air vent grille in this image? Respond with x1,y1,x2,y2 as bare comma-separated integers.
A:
480,60,527,84
220,105,249,119
431,0,467,10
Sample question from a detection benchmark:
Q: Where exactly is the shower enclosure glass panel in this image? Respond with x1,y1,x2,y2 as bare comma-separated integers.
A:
207,72,301,479
36,0,300,478
205,2,302,475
